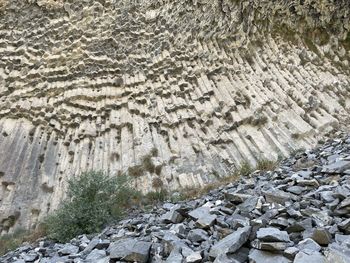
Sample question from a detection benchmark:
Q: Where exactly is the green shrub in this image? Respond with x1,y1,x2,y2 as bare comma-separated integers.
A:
45,171,139,242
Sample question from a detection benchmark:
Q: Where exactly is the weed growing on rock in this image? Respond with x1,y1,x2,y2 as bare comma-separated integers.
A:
238,161,253,176
256,158,278,171
0,226,46,256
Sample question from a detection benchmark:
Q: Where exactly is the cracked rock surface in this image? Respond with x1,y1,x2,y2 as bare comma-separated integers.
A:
2,134,350,262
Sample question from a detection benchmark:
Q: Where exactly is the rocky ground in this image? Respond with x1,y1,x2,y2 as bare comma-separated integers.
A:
2,134,350,262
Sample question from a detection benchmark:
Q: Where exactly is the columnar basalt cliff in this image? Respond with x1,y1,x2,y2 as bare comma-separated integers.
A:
0,0,350,233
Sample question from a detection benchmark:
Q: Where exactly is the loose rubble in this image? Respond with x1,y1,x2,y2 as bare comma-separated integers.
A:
2,135,350,262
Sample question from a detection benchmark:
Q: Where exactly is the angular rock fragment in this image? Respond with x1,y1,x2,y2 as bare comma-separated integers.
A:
58,244,79,256
294,250,326,263
109,238,151,263
322,161,350,174
251,240,293,251
257,228,290,242
297,238,321,252
185,251,202,263
324,242,350,263
187,229,208,243
248,249,291,263
209,226,251,258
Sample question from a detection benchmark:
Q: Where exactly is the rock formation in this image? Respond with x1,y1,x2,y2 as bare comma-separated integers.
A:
2,133,350,262
0,0,350,233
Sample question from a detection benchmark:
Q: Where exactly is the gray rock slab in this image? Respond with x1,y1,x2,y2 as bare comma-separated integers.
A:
109,238,151,263
257,227,290,242
209,226,251,258
294,250,326,263
248,249,291,263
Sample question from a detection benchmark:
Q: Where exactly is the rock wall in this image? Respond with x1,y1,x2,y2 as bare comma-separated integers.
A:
0,0,350,233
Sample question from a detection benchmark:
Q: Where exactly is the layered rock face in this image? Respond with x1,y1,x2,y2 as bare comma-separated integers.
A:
0,0,350,233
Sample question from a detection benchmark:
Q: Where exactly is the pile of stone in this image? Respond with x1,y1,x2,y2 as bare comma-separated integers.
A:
2,135,350,263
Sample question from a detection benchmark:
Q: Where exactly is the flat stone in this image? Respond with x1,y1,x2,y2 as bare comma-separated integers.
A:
257,228,290,242
337,197,350,209
188,206,211,220
296,179,319,187
185,251,202,263
248,249,291,263
187,229,208,243
58,244,79,256
22,253,38,262
262,188,296,204
284,247,299,260
165,247,183,263
161,209,184,224
297,238,321,252
95,239,110,250
227,214,250,230
338,218,350,234
224,191,252,203
325,243,350,263
109,238,151,263
286,186,305,195
209,226,251,258
238,196,258,213
196,214,217,229
251,240,293,251
86,249,107,262
213,254,240,263
294,250,326,263
335,234,350,246
322,160,350,173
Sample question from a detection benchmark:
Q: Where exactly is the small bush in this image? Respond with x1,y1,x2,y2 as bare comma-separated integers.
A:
256,158,277,171
238,161,253,176
45,171,139,242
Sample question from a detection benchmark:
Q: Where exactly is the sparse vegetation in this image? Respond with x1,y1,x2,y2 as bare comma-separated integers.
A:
1,156,281,252
256,158,278,171
128,164,144,177
128,152,160,177
142,154,156,173
152,177,164,188
339,98,346,107
238,160,253,176
144,189,169,204
0,226,46,256
289,147,306,156
45,171,140,242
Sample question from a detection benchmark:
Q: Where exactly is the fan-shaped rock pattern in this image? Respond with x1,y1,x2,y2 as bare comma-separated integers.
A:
0,0,350,233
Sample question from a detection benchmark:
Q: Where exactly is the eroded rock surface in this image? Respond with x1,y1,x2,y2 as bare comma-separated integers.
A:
0,0,350,233
2,134,350,262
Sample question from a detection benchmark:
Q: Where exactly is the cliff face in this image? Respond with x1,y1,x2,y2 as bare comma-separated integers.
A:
0,0,349,234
